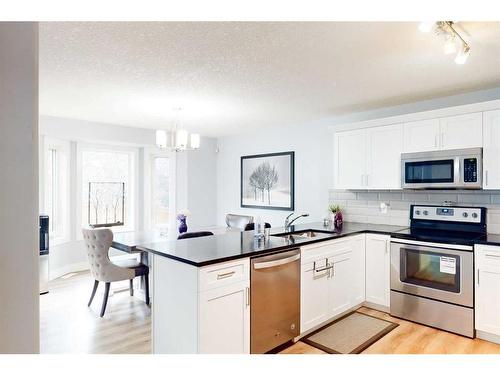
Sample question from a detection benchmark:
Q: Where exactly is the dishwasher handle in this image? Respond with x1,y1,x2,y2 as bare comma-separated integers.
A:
253,253,300,270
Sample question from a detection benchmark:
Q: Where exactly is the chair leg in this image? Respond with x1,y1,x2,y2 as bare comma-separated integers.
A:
144,273,150,306
129,279,134,296
100,282,111,317
88,280,99,307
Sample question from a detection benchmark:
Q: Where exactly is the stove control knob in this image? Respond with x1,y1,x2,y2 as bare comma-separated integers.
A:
472,212,478,219
415,210,421,215
463,212,468,218
423,210,428,216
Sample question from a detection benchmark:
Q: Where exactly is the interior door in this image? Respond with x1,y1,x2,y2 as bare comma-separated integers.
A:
439,112,482,150
366,124,403,189
334,129,366,189
483,110,500,189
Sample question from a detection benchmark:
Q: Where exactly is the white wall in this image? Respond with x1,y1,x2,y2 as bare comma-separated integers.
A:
216,124,333,227
178,137,218,229
0,22,39,353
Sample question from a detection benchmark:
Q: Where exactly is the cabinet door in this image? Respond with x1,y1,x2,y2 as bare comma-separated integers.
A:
199,280,250,353
475,246,500,335
439,112,482,150
328,251,353,317
300,262,330,333
350,235,366,306
365,234,390,308
403,119,440,152
366,124,403,189
483,110,500,189
334,129,367,189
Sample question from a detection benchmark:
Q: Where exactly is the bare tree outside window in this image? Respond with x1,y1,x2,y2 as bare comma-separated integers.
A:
88,182,125,227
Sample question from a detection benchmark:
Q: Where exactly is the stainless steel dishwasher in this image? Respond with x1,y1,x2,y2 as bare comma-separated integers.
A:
250,248,300,353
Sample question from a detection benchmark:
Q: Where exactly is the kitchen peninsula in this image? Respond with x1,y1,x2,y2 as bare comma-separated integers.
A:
134,222,408,354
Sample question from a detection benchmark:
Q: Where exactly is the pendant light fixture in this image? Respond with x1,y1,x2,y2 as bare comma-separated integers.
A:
418,21,471,65
156,108,201,152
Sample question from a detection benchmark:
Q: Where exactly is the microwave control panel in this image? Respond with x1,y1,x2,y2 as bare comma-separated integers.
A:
463,158,478,182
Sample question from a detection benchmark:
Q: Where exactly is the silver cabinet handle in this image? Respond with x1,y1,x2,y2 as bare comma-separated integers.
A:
485,254,500,259
217,271,235,280
314,263,333,273
441,133,445,148
246,286,250,307
477,269,480,286
434,134,438,147
253,253,300,269
485,170,489,187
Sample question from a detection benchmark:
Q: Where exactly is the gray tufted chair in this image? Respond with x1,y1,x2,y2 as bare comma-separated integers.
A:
82,228,149,317
225,214,254,231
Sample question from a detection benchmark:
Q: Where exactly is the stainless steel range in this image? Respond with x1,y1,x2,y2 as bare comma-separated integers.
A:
390,204,487,338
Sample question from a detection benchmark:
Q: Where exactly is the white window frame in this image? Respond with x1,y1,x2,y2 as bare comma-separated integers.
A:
76,142,139,238
41,136,71,245
143,147,177,232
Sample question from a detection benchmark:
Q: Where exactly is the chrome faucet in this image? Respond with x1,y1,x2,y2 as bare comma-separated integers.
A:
284,213,309,232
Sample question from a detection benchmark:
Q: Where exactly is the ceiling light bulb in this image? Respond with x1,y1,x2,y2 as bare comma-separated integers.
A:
190,133,200,149
155,130,167,149
455,46,470,65
418,22,435,33
444,37,456,55
176,129,188,150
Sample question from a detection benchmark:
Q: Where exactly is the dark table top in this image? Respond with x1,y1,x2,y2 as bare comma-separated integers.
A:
134,222,409,267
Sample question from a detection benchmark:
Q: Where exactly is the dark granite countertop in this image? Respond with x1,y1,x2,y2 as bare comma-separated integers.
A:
475,233,500,247
136,222,408,267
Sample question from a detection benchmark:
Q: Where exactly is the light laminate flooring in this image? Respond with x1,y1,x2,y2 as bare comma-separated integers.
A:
41,271,500,354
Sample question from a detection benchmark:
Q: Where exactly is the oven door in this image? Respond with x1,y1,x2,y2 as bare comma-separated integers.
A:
390,240,473,307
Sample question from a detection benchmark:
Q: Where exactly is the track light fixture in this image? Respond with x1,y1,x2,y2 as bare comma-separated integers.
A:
418,21,471,65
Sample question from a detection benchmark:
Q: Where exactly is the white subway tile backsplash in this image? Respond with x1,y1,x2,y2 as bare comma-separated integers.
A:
329,188,500,232
457,194,491,204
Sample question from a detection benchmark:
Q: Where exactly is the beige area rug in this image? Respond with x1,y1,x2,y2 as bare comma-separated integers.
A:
302,311,398,354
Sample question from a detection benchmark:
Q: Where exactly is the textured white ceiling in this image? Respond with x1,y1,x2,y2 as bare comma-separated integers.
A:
39,22,500,136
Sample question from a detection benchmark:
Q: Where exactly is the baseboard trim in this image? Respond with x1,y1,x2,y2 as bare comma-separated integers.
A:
363,301,390,313
476,330,500,345
49,254,137,280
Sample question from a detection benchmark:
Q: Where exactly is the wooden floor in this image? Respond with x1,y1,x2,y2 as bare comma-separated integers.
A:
41,271,500,354
280,307,500,354
40,271,151,354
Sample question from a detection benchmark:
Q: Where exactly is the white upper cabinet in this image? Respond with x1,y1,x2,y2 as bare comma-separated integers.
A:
482,110,500,189
439,112,482,150
403,113,482,153
334,124,403,190
334,129,367,189
366,124,403,189
403,119,441,152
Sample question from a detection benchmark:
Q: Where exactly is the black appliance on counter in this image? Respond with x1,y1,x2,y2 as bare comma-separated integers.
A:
39,215,49,294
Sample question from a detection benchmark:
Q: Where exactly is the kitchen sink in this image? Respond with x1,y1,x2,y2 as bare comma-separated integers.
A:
272,230,334,241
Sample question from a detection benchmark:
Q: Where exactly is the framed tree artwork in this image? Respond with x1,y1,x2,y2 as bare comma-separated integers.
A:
240,151,294,211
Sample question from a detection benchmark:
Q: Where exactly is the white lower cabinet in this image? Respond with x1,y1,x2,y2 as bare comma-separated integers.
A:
199,280,250,354
365,234,391,308
475,245,500,337
300,235,365,334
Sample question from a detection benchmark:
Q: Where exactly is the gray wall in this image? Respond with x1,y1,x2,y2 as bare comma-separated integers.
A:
329,189,500,233
0,22,39,353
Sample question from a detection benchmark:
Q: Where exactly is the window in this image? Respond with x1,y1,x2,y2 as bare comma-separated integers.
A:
151,157,170,230
80,146,136,231
43,138,70,242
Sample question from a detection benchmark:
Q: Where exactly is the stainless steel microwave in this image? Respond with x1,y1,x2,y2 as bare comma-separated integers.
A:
401,148,482,189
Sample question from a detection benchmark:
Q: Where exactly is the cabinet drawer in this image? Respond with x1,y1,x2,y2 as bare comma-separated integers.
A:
476,245,500,269
301,237,353,264
199,258,250,292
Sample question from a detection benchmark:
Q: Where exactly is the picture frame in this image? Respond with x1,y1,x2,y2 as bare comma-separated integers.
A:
240,151,295,211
